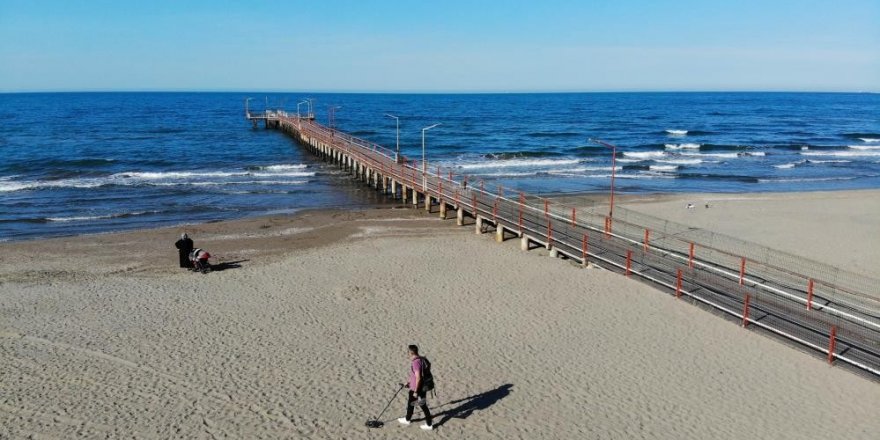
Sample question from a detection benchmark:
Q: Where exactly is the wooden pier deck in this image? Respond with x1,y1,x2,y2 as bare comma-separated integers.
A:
253,111,880,378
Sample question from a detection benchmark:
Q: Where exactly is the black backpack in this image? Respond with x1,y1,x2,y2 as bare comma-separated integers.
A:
417,356,435,394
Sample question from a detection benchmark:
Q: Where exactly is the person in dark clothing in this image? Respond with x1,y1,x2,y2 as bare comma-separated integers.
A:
398,344,433,430
174,233,194,268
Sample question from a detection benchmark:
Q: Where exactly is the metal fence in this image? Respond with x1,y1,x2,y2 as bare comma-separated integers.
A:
277,115,880,377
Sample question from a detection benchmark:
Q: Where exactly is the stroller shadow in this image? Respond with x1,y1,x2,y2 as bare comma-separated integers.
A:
432,384,513,428
210,259,249,272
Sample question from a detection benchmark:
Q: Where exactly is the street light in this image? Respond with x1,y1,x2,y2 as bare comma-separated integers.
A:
385,114,400,162
421,123,442,190
589,138,618,219
244,97,252,117
328,106,342,129
296,100,308,119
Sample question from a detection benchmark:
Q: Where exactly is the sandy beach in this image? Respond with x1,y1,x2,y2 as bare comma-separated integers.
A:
1,191,879,439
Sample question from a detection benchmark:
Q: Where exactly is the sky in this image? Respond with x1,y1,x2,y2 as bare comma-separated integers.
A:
0,0,878,92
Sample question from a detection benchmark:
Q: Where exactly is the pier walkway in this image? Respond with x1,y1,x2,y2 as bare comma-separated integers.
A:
254,111,880,378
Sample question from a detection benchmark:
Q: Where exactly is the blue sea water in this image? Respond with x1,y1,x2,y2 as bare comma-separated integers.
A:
1,92,879,241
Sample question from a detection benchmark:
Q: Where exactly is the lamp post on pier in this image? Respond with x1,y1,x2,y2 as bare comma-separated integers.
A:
328,105,342,129
590,138,618,219
245,97,252,117
421,123,442,191
296,100,308,119
385,114,400,162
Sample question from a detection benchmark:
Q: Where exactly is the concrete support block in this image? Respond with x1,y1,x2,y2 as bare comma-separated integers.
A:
439,201,447,219
391,180,398,199
412,189,418,206
521,235,530,251
425,195,432,212
456,207,464,226
495,225,505,243
475,215,483,234
549,247,559,258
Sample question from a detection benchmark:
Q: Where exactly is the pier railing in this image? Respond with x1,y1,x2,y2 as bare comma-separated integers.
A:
270,113,880,377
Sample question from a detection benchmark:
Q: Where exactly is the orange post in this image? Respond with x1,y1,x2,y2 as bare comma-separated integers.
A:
644,228,650,252
498,185,504,197
571,208,576,226
739,257,746,285
742,294,751,327
454,189,459,205
546,220,554,247
625,250,632,276
544,200,549,218
604,217,610,237
582,233,589,262
827,325,837,364
471,194,477,214
807,278,814,310
676,269,683,298
688,243,695,268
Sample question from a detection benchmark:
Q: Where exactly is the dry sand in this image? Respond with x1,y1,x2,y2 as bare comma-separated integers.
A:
1,192,879,439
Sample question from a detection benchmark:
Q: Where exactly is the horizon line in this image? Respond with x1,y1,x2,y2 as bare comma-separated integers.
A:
2,88,878,95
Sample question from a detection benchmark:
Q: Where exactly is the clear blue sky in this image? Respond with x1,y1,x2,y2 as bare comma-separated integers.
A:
1,0,878,92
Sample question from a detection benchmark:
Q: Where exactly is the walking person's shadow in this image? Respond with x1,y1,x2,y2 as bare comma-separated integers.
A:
432,384,513,428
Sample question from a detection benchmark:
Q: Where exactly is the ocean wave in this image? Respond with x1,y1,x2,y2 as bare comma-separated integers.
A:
655,158,703,165
622,151,666,159
758,176,857,184
801,150,880,158
46,210,161,222
0,178,105,192
649,165,679,172
457,158,581,170
148,180,309,187
679,152,739,159
483,151,563,160
112,170,315,179
247,164,309,171
859,138,880,143
665,129,688,135
842,132,880,140
848,145,880,151
664,143,701,150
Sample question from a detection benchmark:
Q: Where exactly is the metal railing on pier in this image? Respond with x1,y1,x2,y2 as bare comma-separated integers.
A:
270,114,880,378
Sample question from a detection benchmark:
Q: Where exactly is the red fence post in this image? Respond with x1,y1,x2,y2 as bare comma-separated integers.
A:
827,325,837,364
547,220,553,246
471,194,477,214
688,243,695,268
498,185,504,197
644,228,650,252
480,180,485,193
582,233,589,263
604,217,611,237
448,170,453,181
742,294,751,327
625,250,632,276
571,208,576,226
544,200,549,218
676,269,683,298
807,278,814,311
454,189,460,206
739,257,746,285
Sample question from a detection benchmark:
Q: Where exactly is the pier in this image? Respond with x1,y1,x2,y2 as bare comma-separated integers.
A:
253,110,880,378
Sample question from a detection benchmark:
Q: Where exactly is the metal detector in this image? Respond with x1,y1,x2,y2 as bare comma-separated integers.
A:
365,383,406,428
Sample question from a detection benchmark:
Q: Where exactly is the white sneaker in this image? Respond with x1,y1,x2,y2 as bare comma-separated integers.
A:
397,418,411,425
420,423,433,430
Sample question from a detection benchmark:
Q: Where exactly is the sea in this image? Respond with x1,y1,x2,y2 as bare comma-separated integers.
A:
1,92,879,241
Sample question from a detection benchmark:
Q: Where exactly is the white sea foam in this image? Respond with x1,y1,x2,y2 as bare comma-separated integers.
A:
664,143,701,150
859,138,880,143
655,158,703,165
806,159,851,164
255,164,309,171
679,152,740,159
457,158,581,170
801,146,810,151
758,176,856,184
666,129,688,135
623,151,666,159
801,150,880,158
848,145,880,151
773,161,804,169
649,165,679,172
46,210,158,222
0,178,106,192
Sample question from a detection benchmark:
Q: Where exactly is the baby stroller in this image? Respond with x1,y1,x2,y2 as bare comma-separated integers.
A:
189,248,212,274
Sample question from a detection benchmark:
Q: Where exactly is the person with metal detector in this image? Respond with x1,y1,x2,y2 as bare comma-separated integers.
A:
398,344,434,431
